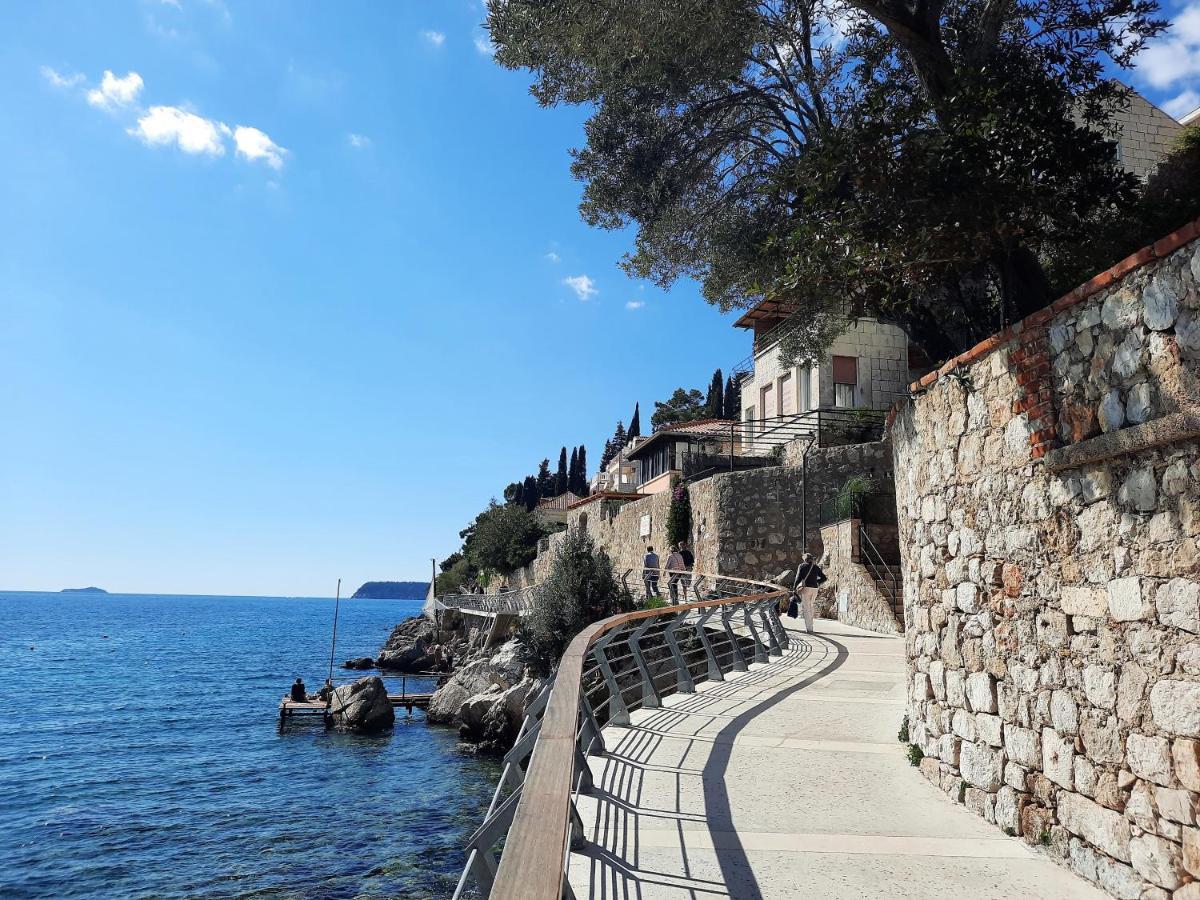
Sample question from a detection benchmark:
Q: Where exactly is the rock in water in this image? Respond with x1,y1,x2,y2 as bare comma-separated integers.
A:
342,657,375,670
327,676,395,734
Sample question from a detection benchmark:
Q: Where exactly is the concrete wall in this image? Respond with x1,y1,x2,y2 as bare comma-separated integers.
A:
892,221,1200,897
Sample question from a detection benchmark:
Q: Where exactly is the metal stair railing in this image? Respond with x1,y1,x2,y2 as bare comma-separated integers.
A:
450,571,789,900
858,524,902,619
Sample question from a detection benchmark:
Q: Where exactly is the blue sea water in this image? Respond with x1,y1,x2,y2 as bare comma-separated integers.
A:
0,592,497,899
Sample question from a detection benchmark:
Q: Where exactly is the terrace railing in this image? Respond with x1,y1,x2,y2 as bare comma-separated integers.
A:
450,571,789,900
437,586,537,616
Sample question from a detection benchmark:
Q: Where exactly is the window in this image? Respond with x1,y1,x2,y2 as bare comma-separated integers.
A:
833,355,858,408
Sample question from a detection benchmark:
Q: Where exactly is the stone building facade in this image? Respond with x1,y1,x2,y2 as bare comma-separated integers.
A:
892,220,1200,898
1105,90,1185,183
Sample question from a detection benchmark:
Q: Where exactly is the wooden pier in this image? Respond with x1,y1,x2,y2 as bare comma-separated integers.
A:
278,691,435,728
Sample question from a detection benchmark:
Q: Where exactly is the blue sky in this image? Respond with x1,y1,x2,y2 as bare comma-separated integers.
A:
1,1,1197,596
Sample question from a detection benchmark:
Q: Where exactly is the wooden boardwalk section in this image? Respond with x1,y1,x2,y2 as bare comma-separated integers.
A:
277,693,434,728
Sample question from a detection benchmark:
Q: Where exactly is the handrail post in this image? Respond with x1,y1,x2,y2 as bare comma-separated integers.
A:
757,599,783,658
628,619,661,708
720,604,748,672
693,607,724,681
590,629,631,727
578,694,606,757
663,612,696,693
743,600,770,664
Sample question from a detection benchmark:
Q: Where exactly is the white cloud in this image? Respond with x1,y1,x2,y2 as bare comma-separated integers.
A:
625,300,645,310
130,106,227,156
422,29,446,47
474,34,495,56
1164,88,1200,118
232,125,287,169
347,132,371,149
545,251,560,263
87,70,144,108
155,0,182,8
563,274,598,301
41,66,85,88
1138,4,1200,88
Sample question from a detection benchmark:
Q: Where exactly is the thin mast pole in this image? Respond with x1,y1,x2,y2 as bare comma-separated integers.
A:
327,578,341,684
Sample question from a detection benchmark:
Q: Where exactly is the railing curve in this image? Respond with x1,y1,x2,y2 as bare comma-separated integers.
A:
452,571,789,900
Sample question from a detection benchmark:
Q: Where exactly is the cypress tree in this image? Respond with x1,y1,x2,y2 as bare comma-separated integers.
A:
555,446,569,495
614,420,626,449
706,369,724,418
600,438,614,472
568,446,579,494
577,445,588,492
522,475,539,511
536,459,553,498
628,403,641,439
723,375,741,419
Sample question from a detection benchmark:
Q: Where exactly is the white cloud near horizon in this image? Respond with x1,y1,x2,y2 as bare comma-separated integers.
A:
233,125,286,169
130,105,227,156
625,300,645,310
422,29,446,47
1138,4,1200,90
474,34,495,55
563,274,598,301
1164,87,1200,117
41,66,85,88
347,132,371,149
87,70,144,109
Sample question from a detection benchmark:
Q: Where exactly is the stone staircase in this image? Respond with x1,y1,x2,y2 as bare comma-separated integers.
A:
858,528,905,630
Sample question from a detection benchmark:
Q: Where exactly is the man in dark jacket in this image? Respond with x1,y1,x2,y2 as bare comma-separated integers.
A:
792,553,827,634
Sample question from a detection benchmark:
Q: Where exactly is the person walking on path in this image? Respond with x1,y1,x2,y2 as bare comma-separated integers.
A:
665,545,686,604
792,553,827,634
643,546,661,599
679,542,695,597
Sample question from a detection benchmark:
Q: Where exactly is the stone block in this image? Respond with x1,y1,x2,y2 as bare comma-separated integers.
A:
966,671,997,713
960,739,1005,791
1059,791,1132,862
1119,663,1150,726
1119,468,1158,512
1063,585,1109,617
1111,577,1153,622
1005,761,1028,790
1157,578,1200,634
1130,833,1185,890
1085,665,1118,710
946,668,966,706
1075,756,1097,797
953,708,977,742
1152,682,1200,737
1043,727,1076,789
1155,787,1195,825
1052,690,1080,734
1096,855,1143,900
1005,724,1042,767
1173,739,1200,791
977,713,1003,747
929,660,947,700
1184,826,1200,878
1129,733,1175,787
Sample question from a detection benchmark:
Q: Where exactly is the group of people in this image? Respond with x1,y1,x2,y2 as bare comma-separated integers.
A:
641,542,695,604
641,544,827,634
289,677,335,703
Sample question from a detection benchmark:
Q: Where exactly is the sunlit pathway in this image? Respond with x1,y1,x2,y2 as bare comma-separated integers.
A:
569,617,1105,900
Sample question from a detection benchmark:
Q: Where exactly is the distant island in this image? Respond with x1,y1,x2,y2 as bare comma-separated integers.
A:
351,581,429,600
61,586,108,594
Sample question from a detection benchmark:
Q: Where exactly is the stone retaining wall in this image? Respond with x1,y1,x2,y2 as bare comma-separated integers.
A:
892,221,1200,898
818,519,902,634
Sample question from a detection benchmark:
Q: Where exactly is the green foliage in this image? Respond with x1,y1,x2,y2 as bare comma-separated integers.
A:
722,376,739,420
628,403,641,440
651,388,707,431
666,485,692,547
518,527,632,674
832,475,876,520
897,715,909,743
488,0,1166,363
1038,830,1052,847
907,744,924,767
641,595,669,610
555,447,569,495
465,502,549,575
705,369,724,419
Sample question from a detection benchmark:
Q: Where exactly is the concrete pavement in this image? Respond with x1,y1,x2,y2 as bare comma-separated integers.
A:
569,617,1106,899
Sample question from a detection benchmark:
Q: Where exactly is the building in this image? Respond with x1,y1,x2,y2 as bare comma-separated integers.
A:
622,419,740,495
532,491,583,526
1102,87,1185,181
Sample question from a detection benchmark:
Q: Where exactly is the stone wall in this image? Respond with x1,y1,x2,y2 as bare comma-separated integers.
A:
819,520,902,634
892,221,1200,898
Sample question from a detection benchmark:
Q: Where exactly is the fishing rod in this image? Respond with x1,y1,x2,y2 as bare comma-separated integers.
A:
327,577,341,685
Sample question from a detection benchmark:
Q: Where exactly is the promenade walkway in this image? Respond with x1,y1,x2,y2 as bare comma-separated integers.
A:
570,616,1105,900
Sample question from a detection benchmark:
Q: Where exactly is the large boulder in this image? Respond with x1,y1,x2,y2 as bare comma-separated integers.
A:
426,638,529,728
327,676,395,734
376,614,467,672
342,657,375,670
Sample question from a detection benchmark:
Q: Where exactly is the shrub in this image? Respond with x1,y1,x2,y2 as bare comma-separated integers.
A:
897,715,910,743
666,484,692,548
907,744,924,767
518,526,632,675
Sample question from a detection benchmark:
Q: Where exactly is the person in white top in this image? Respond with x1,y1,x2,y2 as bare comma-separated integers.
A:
665,545,686,604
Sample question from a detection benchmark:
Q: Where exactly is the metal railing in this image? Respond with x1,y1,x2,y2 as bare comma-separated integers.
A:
451,571,790,900
858,524,901,619
437,586,537,616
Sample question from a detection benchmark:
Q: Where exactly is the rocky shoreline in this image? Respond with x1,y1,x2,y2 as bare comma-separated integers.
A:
363,611,542,755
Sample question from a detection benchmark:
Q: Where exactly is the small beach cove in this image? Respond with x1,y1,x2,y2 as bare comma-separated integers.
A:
0,591,498,899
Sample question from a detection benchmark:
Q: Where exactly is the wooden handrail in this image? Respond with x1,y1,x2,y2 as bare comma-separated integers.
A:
489,585,786,900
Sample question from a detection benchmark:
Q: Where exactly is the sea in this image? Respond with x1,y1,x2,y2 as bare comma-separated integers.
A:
0,591,499,899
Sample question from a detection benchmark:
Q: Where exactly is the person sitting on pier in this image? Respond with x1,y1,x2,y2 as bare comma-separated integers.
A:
316,679,334,702
290,677,307,702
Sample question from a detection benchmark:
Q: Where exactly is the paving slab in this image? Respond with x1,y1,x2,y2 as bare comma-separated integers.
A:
568,617,1106,900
